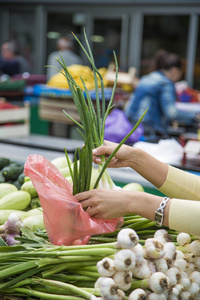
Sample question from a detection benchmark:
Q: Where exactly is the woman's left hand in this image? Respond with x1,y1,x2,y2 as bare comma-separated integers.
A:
75,188,131,219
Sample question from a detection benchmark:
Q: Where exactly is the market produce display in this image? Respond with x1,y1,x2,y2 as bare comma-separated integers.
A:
0,30,199,300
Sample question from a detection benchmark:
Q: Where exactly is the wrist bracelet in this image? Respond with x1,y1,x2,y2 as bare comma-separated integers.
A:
155,197,170,227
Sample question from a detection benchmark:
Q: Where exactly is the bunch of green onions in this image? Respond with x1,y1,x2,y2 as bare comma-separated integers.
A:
53,28,147,195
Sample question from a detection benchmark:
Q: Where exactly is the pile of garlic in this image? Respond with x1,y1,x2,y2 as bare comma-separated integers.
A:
93,228,200,300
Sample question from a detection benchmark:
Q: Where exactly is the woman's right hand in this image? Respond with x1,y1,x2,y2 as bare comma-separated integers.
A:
92,140,135,168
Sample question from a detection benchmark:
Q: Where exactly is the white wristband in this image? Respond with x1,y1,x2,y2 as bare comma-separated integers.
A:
155,197,170,227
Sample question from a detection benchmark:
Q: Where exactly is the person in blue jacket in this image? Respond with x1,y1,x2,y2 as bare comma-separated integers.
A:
125,49,198,139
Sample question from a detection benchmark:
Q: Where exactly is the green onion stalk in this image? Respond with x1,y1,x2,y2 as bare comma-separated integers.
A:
50,28,147,194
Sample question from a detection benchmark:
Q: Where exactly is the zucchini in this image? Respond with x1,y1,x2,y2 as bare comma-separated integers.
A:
0,183,18,199
25,207,43,218
0,209,27,225
0,191,31,210
12,180,22,190
23,214,45,231
0,158,10,170
51,156,70,169
21,181,38,198
2,164,24,181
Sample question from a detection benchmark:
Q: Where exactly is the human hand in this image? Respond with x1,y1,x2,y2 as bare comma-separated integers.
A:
92,140,135,168
75,188,132,219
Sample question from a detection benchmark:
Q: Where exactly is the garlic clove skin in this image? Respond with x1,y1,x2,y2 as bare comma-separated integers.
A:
97,257,116,276
164,242,176,261
190,270,200,287
179,290,191,300
189,240,200,256
165,267,179,286
117,228,139,249
148,292,167,300
94,276,108,288
131,243,144,265
177,232,191,246
132,258,153,279
128,288,147,300
114,249,136,271
154,257,169,273
174,258,187,272
174,250,185,260
186,281,200,296
154,229,172,244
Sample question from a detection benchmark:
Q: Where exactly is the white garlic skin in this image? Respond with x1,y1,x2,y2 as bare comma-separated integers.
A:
114,249,136,271
117,228,139,249
177,232,191,246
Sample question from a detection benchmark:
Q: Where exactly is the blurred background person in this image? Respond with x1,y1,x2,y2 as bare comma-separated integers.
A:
46,36,83,81
125,49,199,140
0,40,32,76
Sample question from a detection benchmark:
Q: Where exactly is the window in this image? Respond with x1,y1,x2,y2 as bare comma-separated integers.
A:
141,15,189,77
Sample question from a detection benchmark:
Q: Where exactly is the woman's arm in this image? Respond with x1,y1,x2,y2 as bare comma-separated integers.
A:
92,140,169,188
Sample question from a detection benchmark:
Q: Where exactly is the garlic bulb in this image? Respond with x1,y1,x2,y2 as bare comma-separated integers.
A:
112,270,132,291
114,249,136,271
154,229,172,244
128,288,147,300
177,232,191,246
100,277,125,300
165,267,179,286
148,272,170,294
189,240,200,256
95,276,108,288
190,270,200,287
145,238,165,259
117,228,139,249
186,282,199,296
97,257,116,276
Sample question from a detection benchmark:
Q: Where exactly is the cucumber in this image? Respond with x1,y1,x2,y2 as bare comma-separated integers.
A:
23,214,45,231
2,164,24,181
0,172,5,183
21,181,38,198
12,180,22,190
0,183,18,199
18,172,25,184
0,191,31,210
0,158,10,170
0,209,27,225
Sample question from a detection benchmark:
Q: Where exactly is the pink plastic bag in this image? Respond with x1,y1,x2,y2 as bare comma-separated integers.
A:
24,154,123,246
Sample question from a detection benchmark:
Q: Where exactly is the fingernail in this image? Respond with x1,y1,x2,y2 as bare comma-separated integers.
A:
92,149,97,154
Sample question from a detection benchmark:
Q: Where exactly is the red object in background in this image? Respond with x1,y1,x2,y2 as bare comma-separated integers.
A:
0,102,19,109
177,87,200,103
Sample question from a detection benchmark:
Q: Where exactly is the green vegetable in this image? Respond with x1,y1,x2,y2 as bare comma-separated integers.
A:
30,197,41,209
56,29,147,194
0,209,27,225
22,214,44,231
12,179,22,190
0,172,5,184
0,183,18,199
21,180,38,198
25,207,43,217
0,158,10,170
2,164,24,181
0,191,31,210
51,156,71,170
17,172,25,184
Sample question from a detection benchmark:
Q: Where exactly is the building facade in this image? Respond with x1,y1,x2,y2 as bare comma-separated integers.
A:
0,0,200,88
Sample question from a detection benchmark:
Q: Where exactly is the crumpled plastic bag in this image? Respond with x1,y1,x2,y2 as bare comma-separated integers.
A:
134,138,184,165
104,108,144,144
24,154,123,246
